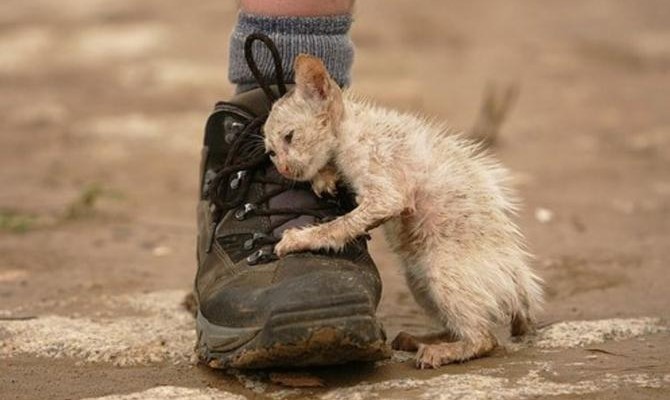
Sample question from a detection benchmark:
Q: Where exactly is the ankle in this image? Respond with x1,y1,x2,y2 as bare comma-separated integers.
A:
228,12,354,93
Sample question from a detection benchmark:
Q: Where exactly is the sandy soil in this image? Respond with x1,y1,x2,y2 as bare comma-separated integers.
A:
1,0,669,399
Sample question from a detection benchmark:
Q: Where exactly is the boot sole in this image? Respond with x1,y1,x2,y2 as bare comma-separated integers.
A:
196,299,391,369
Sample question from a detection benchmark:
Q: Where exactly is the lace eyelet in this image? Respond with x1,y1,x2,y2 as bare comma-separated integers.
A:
224,119,246,144
235,203,257,220
230,171,247,190
246,249,271,265
202,169,218,197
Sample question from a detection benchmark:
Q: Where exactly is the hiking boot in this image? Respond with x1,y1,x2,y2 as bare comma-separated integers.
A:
194,85,390,369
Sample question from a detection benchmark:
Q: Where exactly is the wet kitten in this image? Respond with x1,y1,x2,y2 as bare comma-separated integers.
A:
263,54,543,369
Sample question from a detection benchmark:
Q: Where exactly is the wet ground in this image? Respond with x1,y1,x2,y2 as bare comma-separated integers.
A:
1,0,669,398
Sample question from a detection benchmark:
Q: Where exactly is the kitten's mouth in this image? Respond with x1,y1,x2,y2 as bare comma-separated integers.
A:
277,165,303,181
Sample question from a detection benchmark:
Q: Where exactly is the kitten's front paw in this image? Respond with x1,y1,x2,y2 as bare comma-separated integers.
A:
275,228,312,257
311,171,338,198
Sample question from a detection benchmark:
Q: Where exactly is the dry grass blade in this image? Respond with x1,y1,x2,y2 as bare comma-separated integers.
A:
470,82,520,148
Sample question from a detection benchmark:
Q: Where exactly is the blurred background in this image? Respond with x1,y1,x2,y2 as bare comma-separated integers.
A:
1,1,669,399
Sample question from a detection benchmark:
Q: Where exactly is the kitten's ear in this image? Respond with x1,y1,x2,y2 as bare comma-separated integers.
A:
294,54,332,101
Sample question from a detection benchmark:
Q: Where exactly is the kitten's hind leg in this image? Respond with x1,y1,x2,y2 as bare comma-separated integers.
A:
416,333,497,369
402,250,501,368
391,330,459,352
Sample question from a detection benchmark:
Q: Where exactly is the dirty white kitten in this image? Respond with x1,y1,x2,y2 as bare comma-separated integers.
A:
264,54,543,369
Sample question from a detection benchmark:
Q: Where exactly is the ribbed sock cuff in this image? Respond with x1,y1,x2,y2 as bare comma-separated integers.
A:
228,12,354,93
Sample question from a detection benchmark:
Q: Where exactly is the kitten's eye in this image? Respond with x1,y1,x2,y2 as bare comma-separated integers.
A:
284,131,294,145
267,150,276,158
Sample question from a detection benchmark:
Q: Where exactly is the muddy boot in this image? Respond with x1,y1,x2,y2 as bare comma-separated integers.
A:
194,89,389,369
194,35,389,367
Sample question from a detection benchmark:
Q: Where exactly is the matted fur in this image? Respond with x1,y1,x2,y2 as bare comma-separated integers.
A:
264,54,543,368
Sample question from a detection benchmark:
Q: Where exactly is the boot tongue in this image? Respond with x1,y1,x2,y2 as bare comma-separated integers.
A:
227,85,292,116
265,165,319,237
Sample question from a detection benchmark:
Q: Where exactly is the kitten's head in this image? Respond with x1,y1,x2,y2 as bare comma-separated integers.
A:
264,54,344,181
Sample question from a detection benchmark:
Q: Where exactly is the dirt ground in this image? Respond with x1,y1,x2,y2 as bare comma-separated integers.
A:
1,0,669,399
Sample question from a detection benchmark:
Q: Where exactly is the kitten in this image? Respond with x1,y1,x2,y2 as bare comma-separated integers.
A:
263,54,543,369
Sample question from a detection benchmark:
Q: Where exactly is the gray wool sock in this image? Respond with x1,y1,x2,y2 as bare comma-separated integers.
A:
228,12,354,93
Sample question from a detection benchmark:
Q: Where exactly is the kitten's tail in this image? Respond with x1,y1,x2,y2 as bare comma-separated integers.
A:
470,82,519,148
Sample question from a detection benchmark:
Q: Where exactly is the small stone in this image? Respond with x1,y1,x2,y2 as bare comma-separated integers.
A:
534,208,554,223
152,246,172,257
